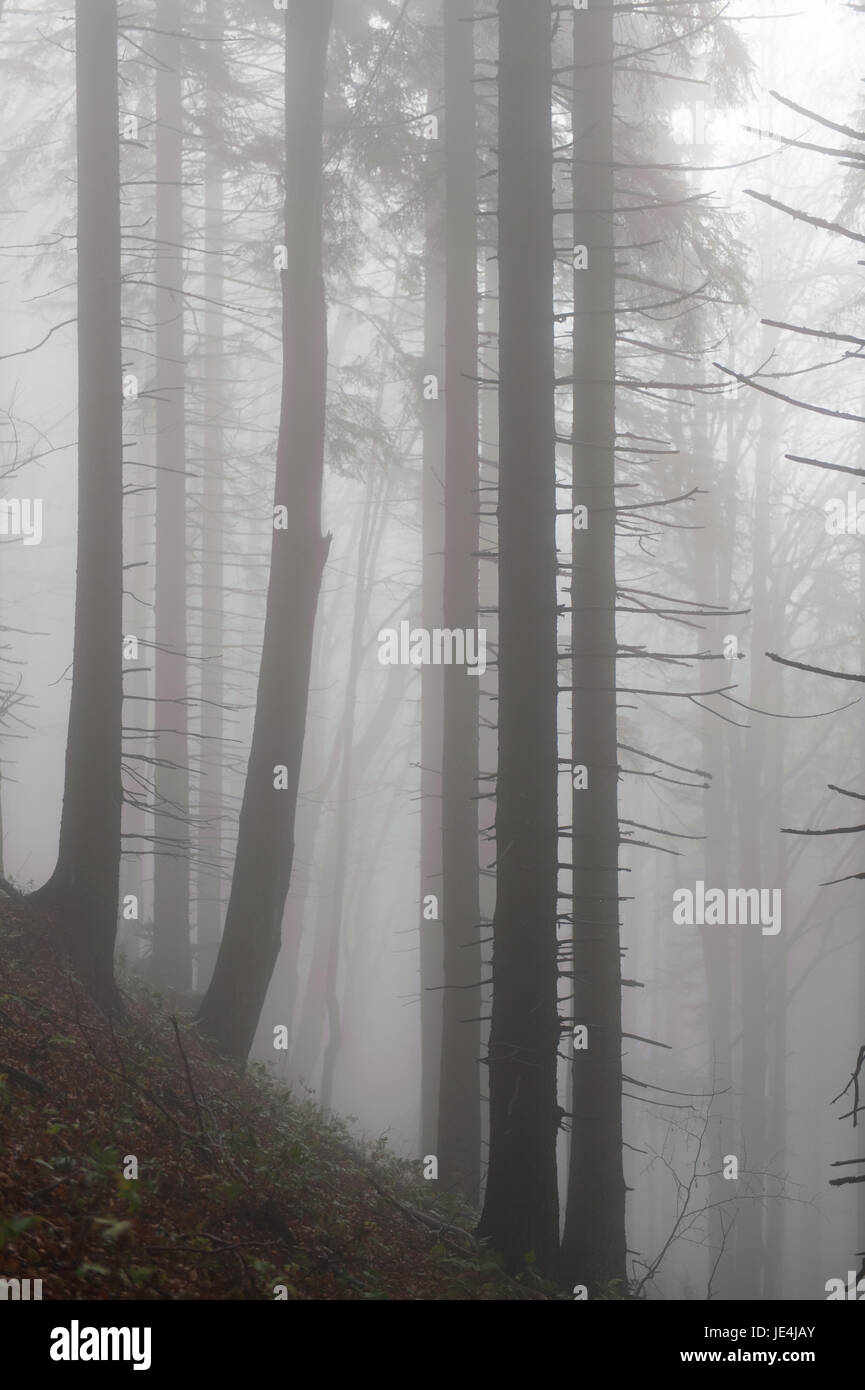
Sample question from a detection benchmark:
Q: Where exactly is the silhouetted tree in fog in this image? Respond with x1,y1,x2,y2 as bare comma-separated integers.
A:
195,0,228,994
198,0,334,1062
478,0,560,1278
437,0,481,1200
150,0,192,993
561,0,626,1294
32,0,124,1006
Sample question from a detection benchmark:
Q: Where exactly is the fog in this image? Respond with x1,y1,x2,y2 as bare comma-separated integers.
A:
1,0,864,1303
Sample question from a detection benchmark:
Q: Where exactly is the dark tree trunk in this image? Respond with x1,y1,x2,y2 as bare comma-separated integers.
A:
419,175,446,1163
419,273,447,1150
197,0,333,1063
32,0,124,1006
477,0,560,1278
150,0,191,993
437,0,481,1200
561,0,626,1294
195,0,227,994
290,816,338,1087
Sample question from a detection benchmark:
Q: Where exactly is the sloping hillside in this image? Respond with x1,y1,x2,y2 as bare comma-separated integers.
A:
0,899,551,1300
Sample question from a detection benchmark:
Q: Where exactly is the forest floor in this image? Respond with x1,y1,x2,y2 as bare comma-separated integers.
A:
0,899,553,1300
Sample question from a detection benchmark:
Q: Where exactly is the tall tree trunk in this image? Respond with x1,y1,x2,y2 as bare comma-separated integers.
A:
692,416,735,1297
734,378,775,1298
763,680,787,1298
477,0,560,1278
32,0,124,1005
561,0,626,1293
477,244,500,1183
197,0,333,1063
195,0,227,994
419,5,446,1163
437,0,481,1199
151,1,191,993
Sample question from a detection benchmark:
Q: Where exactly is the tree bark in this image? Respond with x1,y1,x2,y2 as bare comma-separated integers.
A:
477,0,560,1278
561,0,626,1294
195,0,227,994
419,1,446,1164
150,0,191,993
197,0,333,1063
437,0,481,1200
32,0,124,1006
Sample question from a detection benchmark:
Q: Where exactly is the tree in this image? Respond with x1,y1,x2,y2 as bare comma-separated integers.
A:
478,0,560,1278
437,0,481,1199
721,62,865,1271
197,0,334,1063
561,0,627,1293
195,0,228,993
150,0,192,993
419,1,446,1170
31,0,124,1006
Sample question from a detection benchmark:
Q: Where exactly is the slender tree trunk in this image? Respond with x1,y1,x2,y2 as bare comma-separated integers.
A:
197,0,333,1063
734,380,775,1298
195,0,226,994
477,246,500,1186
32,0,124,1005
419,11,446,1162
691,418,735,1297
477,0,560,1278
251,305,372,1065
561,0,626,1293
764,694,787,1297
437,0,481,1199
120,470,152,964
150,1,191,993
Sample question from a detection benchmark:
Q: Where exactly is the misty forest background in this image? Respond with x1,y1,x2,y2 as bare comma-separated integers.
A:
2,0,865,1301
